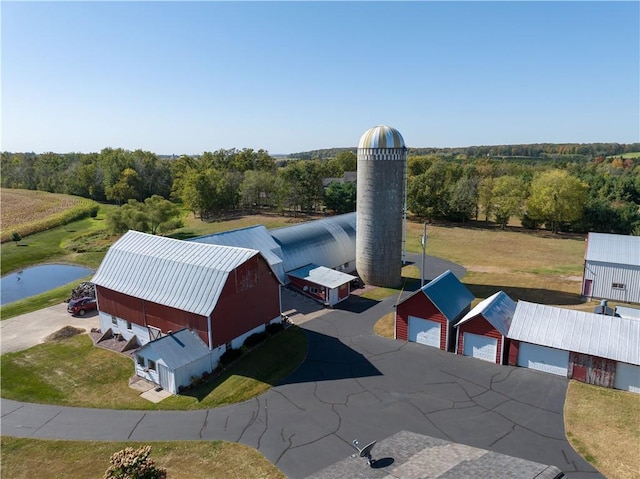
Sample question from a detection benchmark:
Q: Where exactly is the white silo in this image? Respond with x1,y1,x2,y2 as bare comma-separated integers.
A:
356,125,407,287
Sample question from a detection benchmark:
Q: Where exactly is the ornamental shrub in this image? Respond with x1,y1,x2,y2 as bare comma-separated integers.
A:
103,445,166,479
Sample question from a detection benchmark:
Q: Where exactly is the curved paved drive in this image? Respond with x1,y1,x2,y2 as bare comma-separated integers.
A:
1,256,601,478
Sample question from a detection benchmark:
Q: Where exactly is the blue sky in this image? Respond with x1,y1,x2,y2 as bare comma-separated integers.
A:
2,1,638,155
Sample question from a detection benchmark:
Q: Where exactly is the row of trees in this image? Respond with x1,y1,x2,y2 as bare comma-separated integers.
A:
2,147,638,234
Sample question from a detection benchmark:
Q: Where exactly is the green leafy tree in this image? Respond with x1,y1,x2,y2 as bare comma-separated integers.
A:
526,170,588,233
492,175,527,229
324,181,356,214
446,176,478,222
103,445,166,479
107,196,182,234
106,168,140,205
240,170,279,211
11,231,21,245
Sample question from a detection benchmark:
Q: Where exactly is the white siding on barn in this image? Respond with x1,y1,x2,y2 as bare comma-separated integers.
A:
99,312,151,345
409,316,441,348
614,362,640,393
518,343,569,377
463,333,498,363
583,262,640,304
229,316,281,350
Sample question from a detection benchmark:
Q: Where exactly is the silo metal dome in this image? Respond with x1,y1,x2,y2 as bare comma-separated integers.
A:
356,125,407,287
358,125,405,149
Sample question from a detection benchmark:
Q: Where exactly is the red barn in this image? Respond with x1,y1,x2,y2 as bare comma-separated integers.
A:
455,291,516,364
92,230,282,351
396,270,474,351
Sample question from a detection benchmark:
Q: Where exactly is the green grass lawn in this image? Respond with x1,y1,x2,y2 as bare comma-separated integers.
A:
0,326,307,410
1,437,285,479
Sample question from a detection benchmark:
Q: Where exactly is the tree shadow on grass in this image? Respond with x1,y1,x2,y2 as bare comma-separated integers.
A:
465,283,585,306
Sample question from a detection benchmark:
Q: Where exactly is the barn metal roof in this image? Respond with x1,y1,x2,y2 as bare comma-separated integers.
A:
509,301,640,365
456,291,516,336
288,264,357,289
135,328,210,369
270,212,356,274
358,125,405,149
190,225,286,282
92,230,260,317
585,232,640,267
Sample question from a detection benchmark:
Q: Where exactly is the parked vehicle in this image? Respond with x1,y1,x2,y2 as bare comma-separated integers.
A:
67,297,97,316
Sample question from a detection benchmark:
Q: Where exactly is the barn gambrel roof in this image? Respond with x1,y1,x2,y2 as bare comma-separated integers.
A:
585,233,640,267
509,301,640,366
456,291,516,336
92,230,261,317
190,225,286,282
270,212,356,274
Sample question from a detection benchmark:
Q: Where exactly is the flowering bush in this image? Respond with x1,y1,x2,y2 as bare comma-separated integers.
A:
103,445,166,479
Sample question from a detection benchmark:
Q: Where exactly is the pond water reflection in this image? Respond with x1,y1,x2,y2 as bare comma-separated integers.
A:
1,264,93,306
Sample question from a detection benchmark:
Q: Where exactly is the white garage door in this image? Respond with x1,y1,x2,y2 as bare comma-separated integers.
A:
408,316,441,348
517,343,569,377
463,333,498,363
614,362,640,393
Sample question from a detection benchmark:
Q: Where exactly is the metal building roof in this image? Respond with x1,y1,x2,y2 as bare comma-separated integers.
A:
358,125,405,149
456,291,516,336
288,264,357,289
92,230,260,317
270,212,356,274
616,305,640,320
585,232,640,267
509,301,640,365
190,225,286,282
136,328,210,369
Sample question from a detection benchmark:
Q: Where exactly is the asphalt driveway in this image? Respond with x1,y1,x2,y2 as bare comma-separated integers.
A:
1,294,600,478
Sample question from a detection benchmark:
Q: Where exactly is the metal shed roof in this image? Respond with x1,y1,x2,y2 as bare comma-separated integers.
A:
398,270,474,322
288,264,356,289
270,212,356,273
92,230,260,317
585,233,640,267
136,328,210,370
190,225,286,282
616,305,640,320
509,301,640,365
456,291,516,336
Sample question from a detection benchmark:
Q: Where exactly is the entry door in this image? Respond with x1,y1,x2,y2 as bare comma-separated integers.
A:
158,364,171,391
582,279,593,297
408,316,441,348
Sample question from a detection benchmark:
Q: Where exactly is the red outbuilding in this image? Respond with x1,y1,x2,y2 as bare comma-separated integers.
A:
455,291,516,364
396,270,474,352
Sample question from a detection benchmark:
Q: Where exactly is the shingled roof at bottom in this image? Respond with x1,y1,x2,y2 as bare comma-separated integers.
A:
91,230,261,317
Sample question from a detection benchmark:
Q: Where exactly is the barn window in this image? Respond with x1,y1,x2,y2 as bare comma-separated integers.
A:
137,356,145,367
310,287,318,294
612,283,626,289
148,360,156,371
111,315,117,326
127,321,132,330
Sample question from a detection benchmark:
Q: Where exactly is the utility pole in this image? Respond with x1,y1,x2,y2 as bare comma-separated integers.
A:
421,222,427,288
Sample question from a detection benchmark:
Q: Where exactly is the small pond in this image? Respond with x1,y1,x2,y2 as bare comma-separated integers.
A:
1,264,93,306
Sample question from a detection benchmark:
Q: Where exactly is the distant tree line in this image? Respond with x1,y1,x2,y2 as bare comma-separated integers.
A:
2,146,638,235
290,142,640,160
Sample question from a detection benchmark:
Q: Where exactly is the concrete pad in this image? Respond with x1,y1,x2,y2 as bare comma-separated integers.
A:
1,303,99,354
140,388,172,403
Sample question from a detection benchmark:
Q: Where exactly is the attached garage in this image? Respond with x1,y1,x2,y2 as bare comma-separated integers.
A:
455,291,516,365
409,316,441,348
463,333,498,363
396,270,474,352
509,301,640,393
517,343,569,376
614,362,640,393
